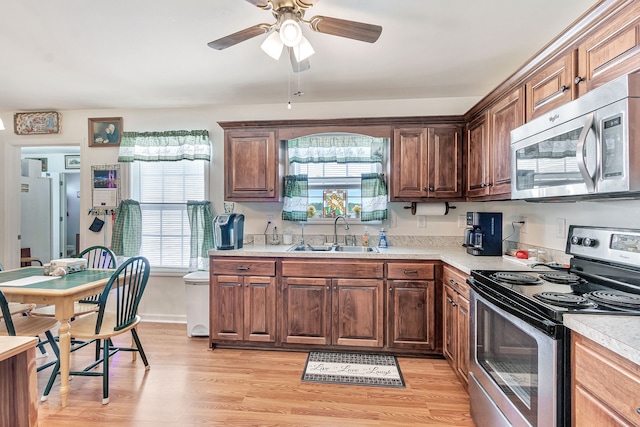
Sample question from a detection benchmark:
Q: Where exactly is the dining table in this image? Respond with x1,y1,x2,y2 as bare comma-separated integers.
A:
0,266,114,407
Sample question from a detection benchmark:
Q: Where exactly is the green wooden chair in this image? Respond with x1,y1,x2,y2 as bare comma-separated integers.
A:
42,256,151,404
0,289,60,372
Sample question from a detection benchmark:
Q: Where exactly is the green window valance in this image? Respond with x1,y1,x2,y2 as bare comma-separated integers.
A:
287,134,384,164
118,130,211,162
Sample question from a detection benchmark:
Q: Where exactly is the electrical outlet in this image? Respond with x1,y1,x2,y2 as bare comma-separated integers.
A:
458,215,466,228
417,215,426,228
555,218,566,238
521,217,528,234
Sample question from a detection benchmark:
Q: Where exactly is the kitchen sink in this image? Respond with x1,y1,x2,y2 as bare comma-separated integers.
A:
286,245,378,253
287,245,333,252
333,246,379,253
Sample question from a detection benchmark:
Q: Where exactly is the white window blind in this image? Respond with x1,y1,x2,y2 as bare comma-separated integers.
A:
131,160,207,268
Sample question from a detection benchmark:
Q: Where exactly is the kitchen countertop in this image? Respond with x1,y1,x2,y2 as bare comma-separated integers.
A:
564,314,640,366
208,244,540,275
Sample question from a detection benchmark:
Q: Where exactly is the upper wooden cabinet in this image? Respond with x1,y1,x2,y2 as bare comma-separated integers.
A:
224,130,280,201
466,86,524,200
390,125,462,201
525,51,577,121
577,2,640,97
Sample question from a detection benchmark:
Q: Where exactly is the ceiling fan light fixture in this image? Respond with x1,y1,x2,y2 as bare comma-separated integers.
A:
279,17,303,47
261,31,284,60
293,35,314,62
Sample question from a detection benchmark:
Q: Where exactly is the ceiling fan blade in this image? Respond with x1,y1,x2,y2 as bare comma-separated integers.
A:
288,47,311,73
308,15,382,43
295,0,321,8
208,24,271,50
245,0,272,10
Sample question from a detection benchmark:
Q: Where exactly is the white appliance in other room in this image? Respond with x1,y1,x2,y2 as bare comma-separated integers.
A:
20,175,52,263
183,271,210,337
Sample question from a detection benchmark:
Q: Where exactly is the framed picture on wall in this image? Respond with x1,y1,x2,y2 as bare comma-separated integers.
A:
88,117,123,147
14,111,61,135
65,155,80,169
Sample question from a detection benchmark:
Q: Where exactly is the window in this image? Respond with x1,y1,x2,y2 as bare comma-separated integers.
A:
130,160,207,268
286,133,386,219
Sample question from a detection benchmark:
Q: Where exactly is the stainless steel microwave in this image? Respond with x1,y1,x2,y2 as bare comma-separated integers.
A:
510,73,640,201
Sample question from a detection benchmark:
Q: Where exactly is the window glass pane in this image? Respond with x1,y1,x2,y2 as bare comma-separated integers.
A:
132,160,206,268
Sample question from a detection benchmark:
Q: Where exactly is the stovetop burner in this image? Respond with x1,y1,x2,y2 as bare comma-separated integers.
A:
491,272,543,285
584,290,640,311
538,272,583,285
533,292,596,309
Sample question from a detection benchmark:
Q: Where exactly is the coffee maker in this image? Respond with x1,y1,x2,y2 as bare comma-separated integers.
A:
214,213,244,250
464,212,502,256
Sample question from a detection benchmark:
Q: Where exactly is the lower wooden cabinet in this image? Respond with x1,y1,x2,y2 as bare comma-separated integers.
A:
572,333,640,426
386,262,438,352
281,276,384,348
442,265,470,390
281,259,384,348
210,259,277,345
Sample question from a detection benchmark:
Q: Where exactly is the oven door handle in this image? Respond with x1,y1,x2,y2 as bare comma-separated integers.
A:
470,281,561,338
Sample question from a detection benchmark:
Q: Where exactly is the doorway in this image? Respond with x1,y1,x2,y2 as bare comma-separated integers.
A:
20,146,80,262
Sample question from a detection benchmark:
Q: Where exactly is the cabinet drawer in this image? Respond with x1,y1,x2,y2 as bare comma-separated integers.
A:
282,260,383,279
387,263,435,280
212,259,275,276
573,334,640,424
443,265,469,299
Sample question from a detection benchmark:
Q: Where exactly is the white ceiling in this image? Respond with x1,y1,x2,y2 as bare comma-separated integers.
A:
0,0,597,113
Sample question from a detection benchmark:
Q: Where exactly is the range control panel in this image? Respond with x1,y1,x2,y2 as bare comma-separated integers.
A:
567,225,640,267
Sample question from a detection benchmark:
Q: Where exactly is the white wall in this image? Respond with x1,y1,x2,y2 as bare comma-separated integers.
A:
1,99,639,324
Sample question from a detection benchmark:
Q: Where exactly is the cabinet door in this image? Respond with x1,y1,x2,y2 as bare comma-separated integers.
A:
525,52,576,121
244,276,277,343
211,275,244,341
332,278,384,348
442,284,458,364
387,280,436,351
390,127,428,200
466,113,489,198
456,295,470,390
577,3,640,97
428,126,462,198
281,277,332,345
224,130,278,201
488,86,524,197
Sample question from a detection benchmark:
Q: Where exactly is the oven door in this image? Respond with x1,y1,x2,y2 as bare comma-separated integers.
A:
469,287,563,427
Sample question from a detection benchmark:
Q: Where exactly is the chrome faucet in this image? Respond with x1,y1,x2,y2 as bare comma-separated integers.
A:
333,215,350,247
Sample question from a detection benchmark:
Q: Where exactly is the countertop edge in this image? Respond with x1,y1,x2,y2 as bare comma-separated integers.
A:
564,314,640,366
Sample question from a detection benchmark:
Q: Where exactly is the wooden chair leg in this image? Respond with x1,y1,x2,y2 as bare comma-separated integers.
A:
131,328,149,369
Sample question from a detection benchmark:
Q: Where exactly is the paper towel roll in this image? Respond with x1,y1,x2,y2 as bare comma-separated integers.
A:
414,203,449,216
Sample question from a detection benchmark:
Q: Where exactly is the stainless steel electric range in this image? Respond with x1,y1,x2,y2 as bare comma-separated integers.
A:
467,225,640,427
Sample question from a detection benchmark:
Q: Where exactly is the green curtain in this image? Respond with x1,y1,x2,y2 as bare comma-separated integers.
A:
118,130,211,162
361,173,388,221
282,175,309,221
111,199,142,257
287,134,384,164
187,201,214,272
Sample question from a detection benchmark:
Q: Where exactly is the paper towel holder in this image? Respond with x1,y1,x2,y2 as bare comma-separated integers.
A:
403,202,455,216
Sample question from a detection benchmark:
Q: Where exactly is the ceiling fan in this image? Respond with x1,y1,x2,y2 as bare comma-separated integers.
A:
207,0,382,72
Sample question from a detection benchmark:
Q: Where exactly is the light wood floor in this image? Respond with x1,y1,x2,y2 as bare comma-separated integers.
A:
36,322,475,426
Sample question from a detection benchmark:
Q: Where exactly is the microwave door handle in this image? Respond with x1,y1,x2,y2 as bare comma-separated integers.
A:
576,112,597,193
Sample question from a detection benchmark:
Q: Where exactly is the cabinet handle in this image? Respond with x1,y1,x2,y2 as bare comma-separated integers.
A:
236,266,250,271
574,76,585,84
449,279,458,286
423,187,428,192
269,188,274,192
389,287,393,292
245,284,248,287
560,85,569,93
447,297,457,307
403,270,418,275
237,283,242,287
429,186,434,192
487,182,493,187
480,183,486,188
326,286,330,291
333,286,337,291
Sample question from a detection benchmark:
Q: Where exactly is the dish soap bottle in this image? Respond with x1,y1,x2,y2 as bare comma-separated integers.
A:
362,226,369,247
378,228,388,248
